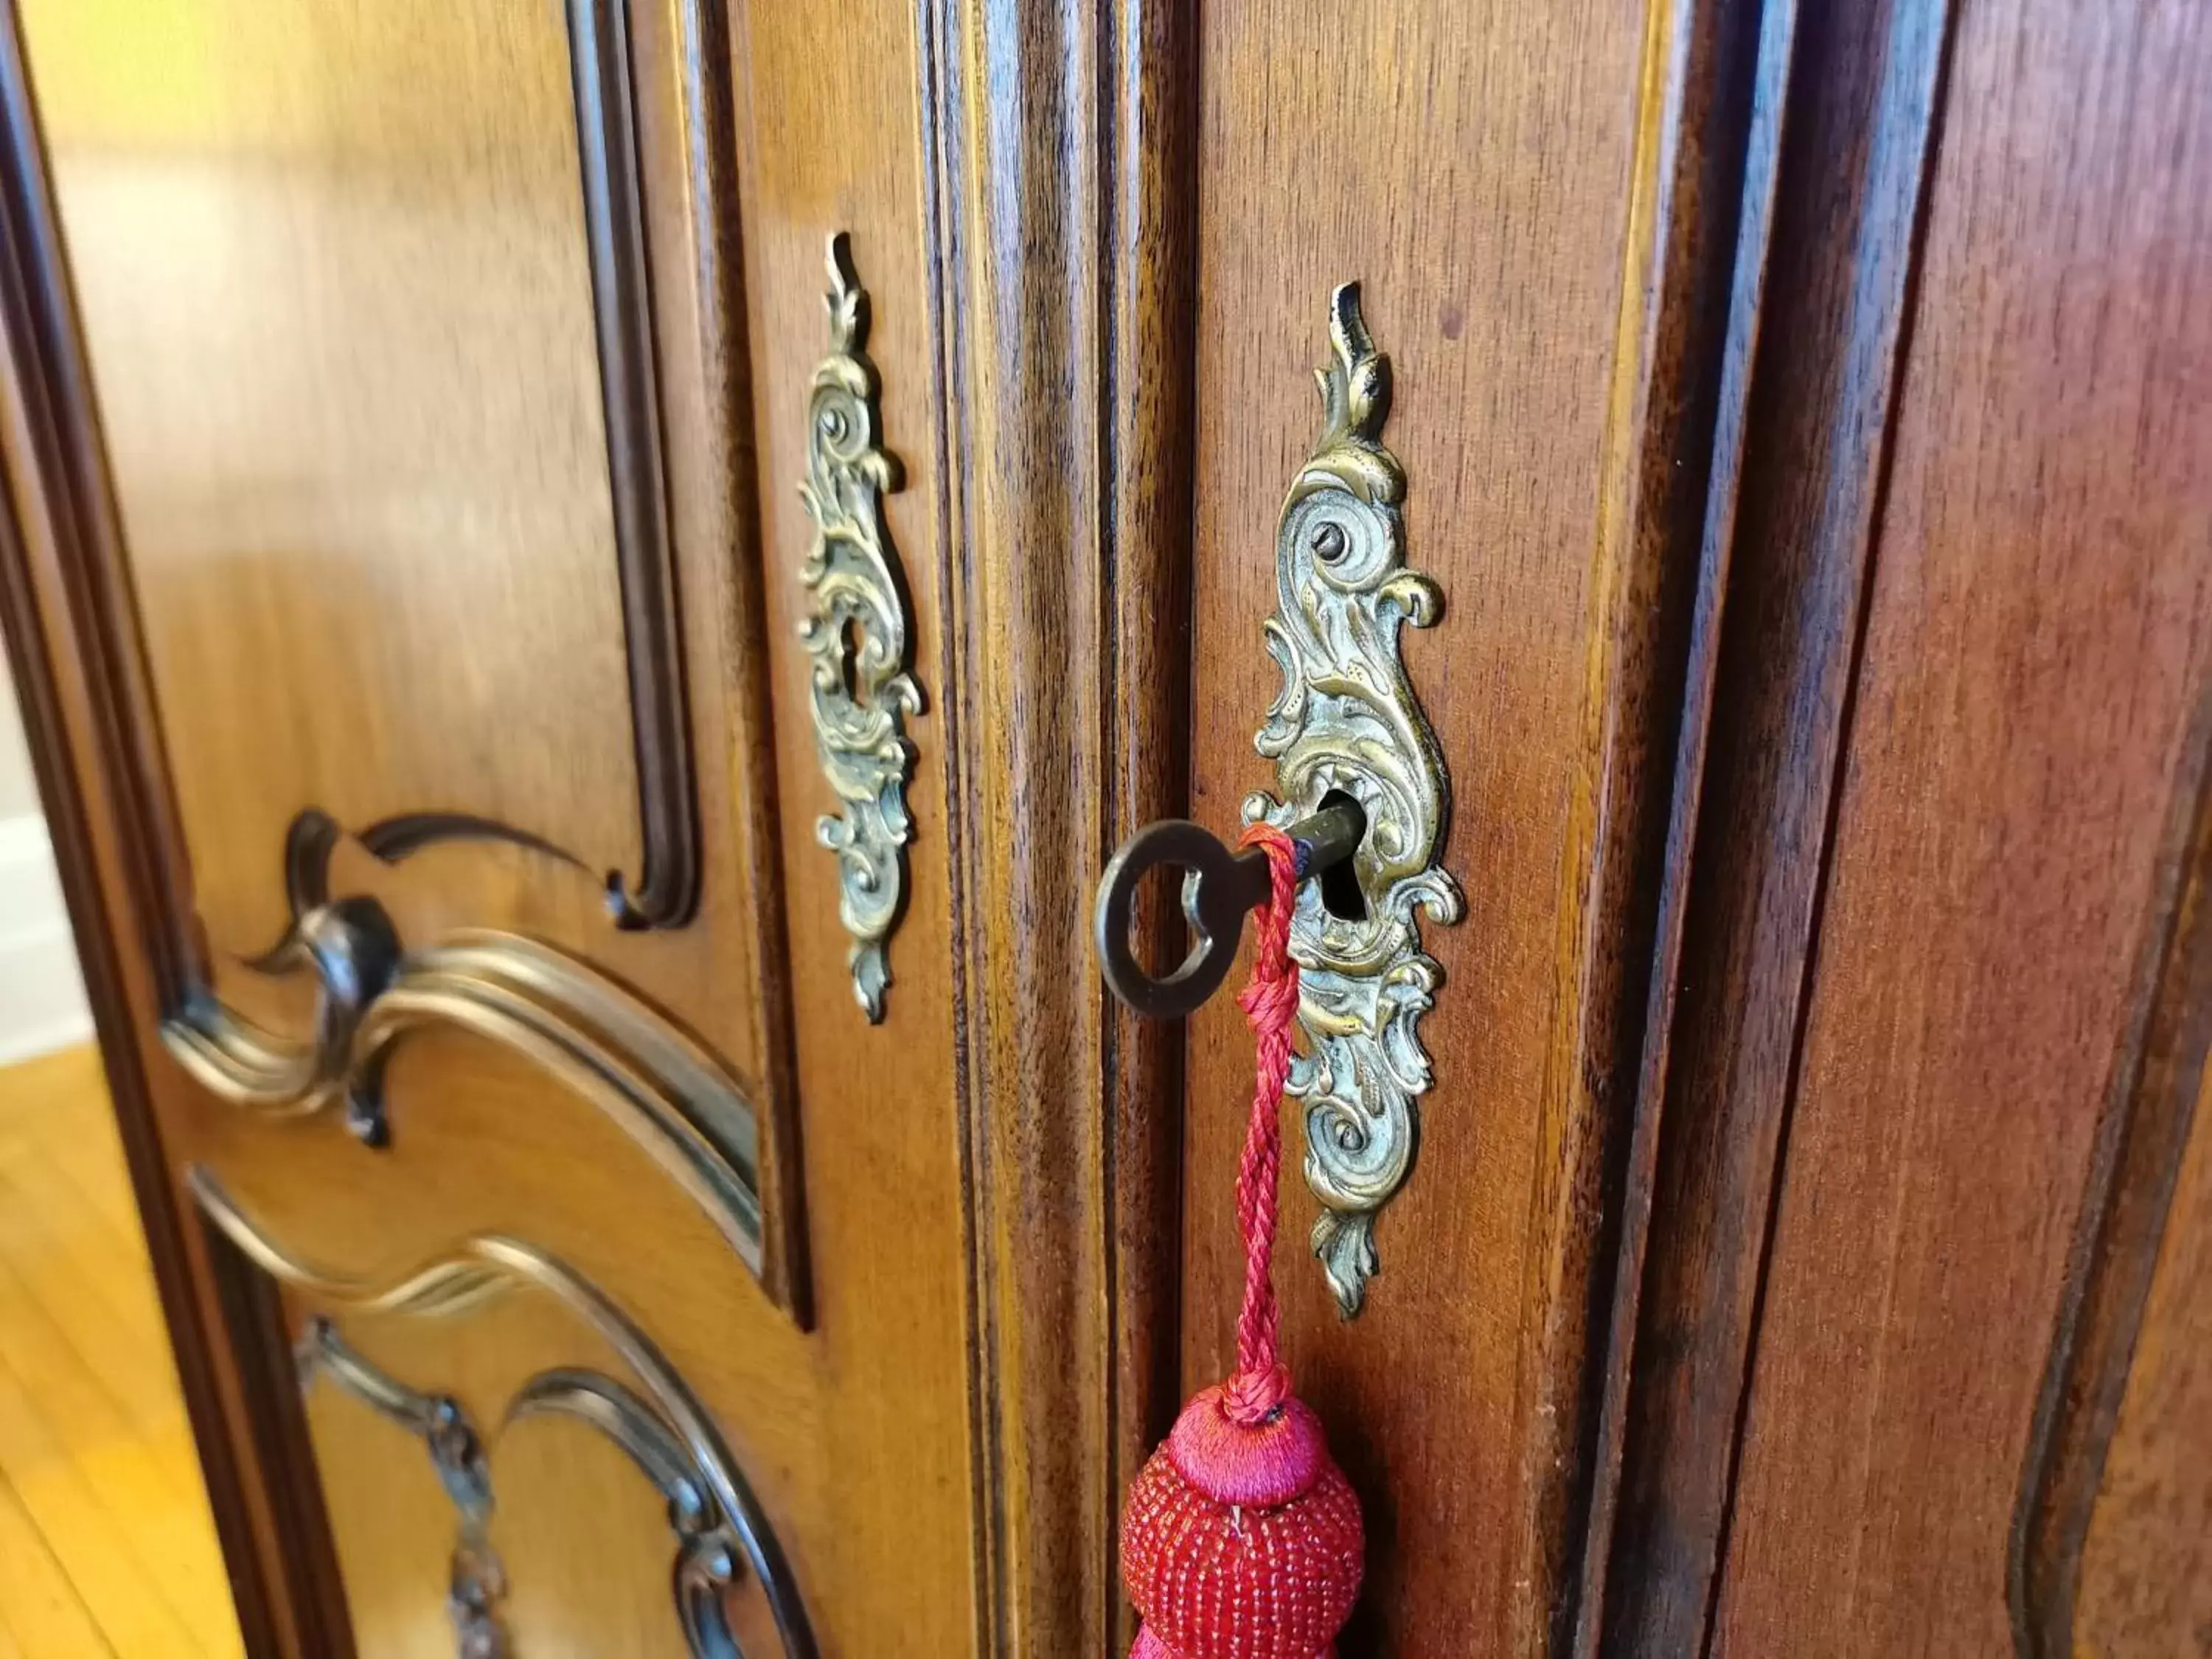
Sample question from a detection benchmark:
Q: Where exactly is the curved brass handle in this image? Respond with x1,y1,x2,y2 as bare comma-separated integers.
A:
1092,798,1365,1020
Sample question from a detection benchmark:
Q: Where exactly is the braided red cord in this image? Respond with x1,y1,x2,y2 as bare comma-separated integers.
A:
1224,821,1300,1427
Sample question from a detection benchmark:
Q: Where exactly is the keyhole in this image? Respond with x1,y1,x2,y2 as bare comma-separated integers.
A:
1316,789,1368,922
839,616,865,702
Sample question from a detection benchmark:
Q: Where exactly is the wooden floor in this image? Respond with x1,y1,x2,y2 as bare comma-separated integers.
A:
0,1044,243,1658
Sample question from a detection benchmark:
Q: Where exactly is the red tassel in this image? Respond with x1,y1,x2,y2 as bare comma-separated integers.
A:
1119,823,1364,1659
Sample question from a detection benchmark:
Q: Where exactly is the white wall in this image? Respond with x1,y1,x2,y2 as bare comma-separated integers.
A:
0,639,91,1063
0,644,35,818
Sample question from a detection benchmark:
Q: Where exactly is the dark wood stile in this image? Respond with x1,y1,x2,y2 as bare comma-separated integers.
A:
1590,0,1961,1650
916,0,1200,1647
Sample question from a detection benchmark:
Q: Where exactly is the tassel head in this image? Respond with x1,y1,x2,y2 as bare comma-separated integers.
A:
1120,1386,1363,1659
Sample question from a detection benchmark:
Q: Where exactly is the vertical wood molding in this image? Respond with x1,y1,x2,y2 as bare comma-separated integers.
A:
1559,0,1775,1643
2012,700,2212,1655
917,0,1197,1648
623,0,810,1319
1590,0,1961,1651
1489,0,1777,1644
1100,4,1199,1647
568,0,701,931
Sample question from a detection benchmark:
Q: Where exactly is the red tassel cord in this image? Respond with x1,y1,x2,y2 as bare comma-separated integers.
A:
1120,822,1364,1659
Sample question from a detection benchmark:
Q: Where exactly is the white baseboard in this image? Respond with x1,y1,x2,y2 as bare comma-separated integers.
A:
0,814,92,1067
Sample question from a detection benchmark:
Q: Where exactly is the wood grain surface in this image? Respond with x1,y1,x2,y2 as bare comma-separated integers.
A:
1180,0,1757,1651
905,0,1201,1646
19,0,644,958
1707,0,2212,1651
7,0,2210,1651
1593,0,1960,1649
726,0,980,1643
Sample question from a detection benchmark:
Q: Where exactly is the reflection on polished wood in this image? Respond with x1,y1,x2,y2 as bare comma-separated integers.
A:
0,1046,241,1658
16,0,647,961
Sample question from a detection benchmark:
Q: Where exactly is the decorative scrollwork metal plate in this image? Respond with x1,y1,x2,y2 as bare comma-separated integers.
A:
1244,282,1464,1318
797,232,921,1023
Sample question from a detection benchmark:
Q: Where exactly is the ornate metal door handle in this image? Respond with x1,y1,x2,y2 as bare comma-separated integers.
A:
1091,282,1461,1317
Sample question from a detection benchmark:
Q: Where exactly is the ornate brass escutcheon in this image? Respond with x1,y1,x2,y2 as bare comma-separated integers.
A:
1245,282,1463,1318
796,232,922,1023
1091,283,1460,1318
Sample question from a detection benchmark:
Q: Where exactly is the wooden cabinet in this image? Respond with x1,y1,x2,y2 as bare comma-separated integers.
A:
0,0,2203,1654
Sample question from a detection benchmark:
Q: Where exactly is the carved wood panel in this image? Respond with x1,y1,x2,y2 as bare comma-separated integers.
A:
0,0,849,1649
5,0,1178,1649
196,1171,813,1658
4,0,810,1310
20,0,664,947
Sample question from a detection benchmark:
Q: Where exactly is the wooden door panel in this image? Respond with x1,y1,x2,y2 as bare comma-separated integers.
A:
185,1032,817,1433
1182,0,1753,1651
12,0,805,1149
296,1304,697,1659
278,1215,810,1659
0,0,860,1648
189,1147,815,1659
3,0,1076,1644
720,0,981,1642
1693,0,2212,1652
6,0,815,1290
177,1029,827,1655
21,0,649,956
